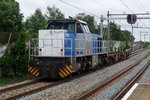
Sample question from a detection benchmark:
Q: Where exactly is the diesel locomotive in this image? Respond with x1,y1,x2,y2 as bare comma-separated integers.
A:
28,18,130,78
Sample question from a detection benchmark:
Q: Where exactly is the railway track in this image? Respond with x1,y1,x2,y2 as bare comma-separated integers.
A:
0,49,146,99
0,79,40,94
113,60,150,100
0,70,94,99
129,49,144,58
0,78,47,100
0,77,75,100
75,52,150,100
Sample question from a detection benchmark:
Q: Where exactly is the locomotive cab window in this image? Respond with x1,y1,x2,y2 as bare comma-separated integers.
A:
47,21,75,32
76,23,83,33
76,23,90,34
68,24,75,32
82,24,90,34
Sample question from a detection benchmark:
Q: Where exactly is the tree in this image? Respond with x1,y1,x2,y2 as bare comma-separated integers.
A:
45,6,64,20
121,30,134,42
0,0,23,32
110,21,122,41
76,13,97,33
25,8,47,37
0,33,28,77
141,41,150,48
109,21,134,42
10,33,28,75
103,21,134,51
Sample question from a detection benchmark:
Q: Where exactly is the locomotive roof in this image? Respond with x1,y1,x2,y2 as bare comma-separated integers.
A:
48,18,87,25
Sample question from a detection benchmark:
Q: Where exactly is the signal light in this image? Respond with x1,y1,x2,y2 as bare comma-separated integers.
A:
127,14,137,24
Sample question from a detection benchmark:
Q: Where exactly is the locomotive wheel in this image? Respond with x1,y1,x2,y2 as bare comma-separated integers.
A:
77,68,82,75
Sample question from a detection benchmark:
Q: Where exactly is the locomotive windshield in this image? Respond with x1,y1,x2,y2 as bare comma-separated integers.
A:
47,19,90,33
47,21,75,32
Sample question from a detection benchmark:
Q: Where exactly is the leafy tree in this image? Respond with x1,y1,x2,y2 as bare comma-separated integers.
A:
45,6,64,20
0,32,19,45
0,33,28,77
141,41,150,48
0,1,30,78
109,21,134,42
76,13,97,33
0,0,23,32
10,32,28,75
25,8,47,37
110,21,122,41
121,30,134,42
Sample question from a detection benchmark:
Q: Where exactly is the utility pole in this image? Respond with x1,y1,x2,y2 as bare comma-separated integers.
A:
107,11,110,41
140,32,142,41
100,15,103,37
107,11,110,52
140,31,142,48
131,25,133,51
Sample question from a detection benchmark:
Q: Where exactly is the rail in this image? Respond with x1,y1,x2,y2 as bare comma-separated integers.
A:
76,53,149,100
113,60,150,100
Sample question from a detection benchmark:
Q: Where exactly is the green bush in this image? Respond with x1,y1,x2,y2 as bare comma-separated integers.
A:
0,32,29,77
0,55,14,77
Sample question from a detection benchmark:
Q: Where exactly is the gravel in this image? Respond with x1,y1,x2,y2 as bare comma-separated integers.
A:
92,54,150,100
19,50,149,100
138,62,150,83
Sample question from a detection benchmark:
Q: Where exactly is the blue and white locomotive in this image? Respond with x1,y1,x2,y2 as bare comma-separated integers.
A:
28,18,128,78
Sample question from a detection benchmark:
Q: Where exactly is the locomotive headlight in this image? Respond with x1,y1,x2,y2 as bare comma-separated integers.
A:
60,49,63,51
60,49,63,55
39,48,42,51
39,48,42,55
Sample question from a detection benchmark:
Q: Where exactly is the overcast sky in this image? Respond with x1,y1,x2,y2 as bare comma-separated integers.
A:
15,0,150,41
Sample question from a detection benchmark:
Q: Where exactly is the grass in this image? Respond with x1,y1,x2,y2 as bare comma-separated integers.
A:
0,76,16,86
0,74,29,86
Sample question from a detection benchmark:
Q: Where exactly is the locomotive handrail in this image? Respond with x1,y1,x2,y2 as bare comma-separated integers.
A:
29,38,109,58
30,38,73,57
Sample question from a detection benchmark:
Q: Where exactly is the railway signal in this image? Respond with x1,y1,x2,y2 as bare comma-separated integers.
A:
127,14,137,24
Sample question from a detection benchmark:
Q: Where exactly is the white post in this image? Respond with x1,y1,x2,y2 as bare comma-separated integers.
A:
100,15,103,37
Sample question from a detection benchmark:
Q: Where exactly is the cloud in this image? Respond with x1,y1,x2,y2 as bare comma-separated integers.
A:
15,0,150,41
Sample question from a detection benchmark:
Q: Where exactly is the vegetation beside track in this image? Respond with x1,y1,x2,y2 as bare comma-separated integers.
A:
0,77,14,86
0,75,29,86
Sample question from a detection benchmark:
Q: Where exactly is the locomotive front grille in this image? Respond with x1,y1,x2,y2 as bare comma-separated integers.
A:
28,66,40,76
59,64,72,78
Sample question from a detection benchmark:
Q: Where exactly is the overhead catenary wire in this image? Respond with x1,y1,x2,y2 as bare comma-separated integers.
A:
119,0,134,13
94,0,112,11
137,0,148,11
139,20,148,27
133,0,145,12
93,0,111,12
132,0,149,27
59,0,100,19
59,0,149,29
119,0,148,27
94,0,124,12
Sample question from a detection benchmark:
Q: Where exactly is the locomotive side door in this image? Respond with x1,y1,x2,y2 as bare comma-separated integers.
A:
81,23,92,55
75,22,92,55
